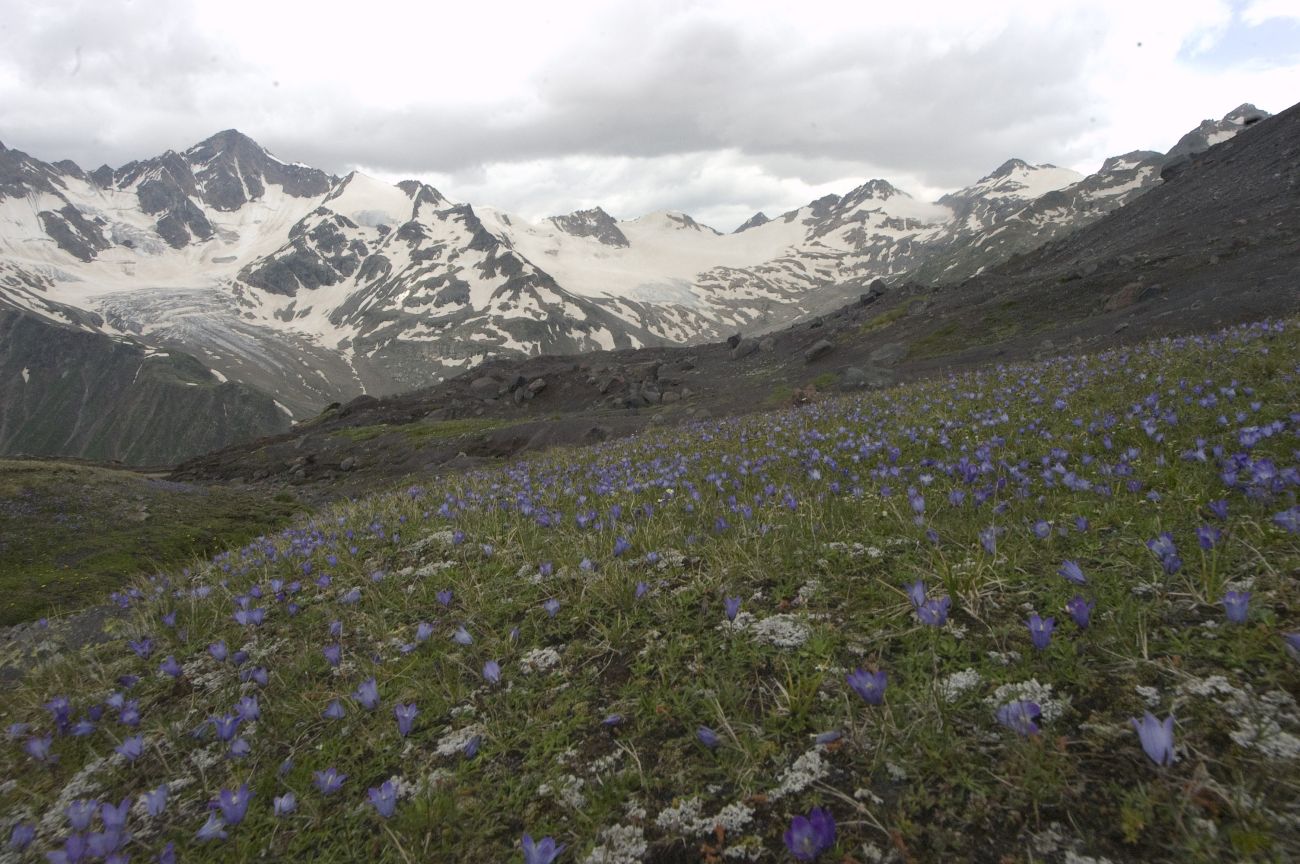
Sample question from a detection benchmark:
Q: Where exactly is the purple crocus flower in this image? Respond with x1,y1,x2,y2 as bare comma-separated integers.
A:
483,660,501,684
1284,632,1300,660
208,641,229,662
116,735,144,762
463,734,483,759
522,833,566,864
612,536,631,557
48,834,89,863
159,656,182,677
697,726,721,750
996,701,1042,737
313,767,347,795
1207,499,1229,520
846,668,887,705
1032,520,1051,540
8,822,34,852
1131,712,1176,765
355,677,380,710
601,714,624,727
543,598,561,618
217,784,251,825
723,597,742,621
195,813,227,841
322,644,342,667
1272,506,1300,533
127,637,153,659
635,581,649,599
228,737,251,759
395,702,418,737
101,798,130,833
368,781,398,818
274,792,297,817
436,590,453,607
1221,591,1250,624
1027,614,1055,650
67,799,98,831
212,714,241,742
916,596,950,627
141,784,168,818
25,733,54,763
235,696,260,722
1196,525,1221,550
1057,560,1085,585
783,806,836,861
415,621,435,642
323,699,346,720
905,580,926,609
979,526,998,555
814,730,842,745
452,626,473,646
1065,596,1095,629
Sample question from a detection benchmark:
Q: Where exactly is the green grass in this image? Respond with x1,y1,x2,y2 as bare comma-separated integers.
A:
0,461,303,625
859,303,908,334
333,417,508,445
1,321,1297,862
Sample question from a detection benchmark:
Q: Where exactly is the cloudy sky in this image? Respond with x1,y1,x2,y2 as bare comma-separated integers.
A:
2,0,1298,230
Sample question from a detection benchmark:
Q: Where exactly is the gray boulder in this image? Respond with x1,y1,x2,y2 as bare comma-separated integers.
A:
804,339,834,363
731,337,759,360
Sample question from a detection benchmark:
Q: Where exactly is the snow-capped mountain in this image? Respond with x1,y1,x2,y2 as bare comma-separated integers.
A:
0,104,1270,463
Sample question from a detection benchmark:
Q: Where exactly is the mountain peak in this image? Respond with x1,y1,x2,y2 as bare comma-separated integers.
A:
549,206,629,247
988,158,1032,179
733,211,770,233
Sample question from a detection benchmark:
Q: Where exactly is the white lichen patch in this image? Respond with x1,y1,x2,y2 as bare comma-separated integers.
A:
986,650,1021,666
985,679,1071,723
1135,685,1162,707
434,724,484,758
823,542,884,559
748,614,811,649
1178,677,1300,760
583,824,648,864
520,646,563,673
537,774,587,810
795,579,820,605
939,668,982,702
654,796,753,838
37,754,111,836
768,748,827,800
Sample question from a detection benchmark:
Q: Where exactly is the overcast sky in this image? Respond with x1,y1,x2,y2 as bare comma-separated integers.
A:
2,0,1297,230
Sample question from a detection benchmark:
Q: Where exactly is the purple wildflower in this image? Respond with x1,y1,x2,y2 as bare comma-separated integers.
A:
635,581,649,599
917,596,950,627
1221,591,1251,624
235,696,260,722
697,726,721,750
905,580,926,608
723,596,742,621
208,640,228,662
1272,506,1300,533
1207,499,1229,520
1027,614,1055,651
212,714,241,742
613,536,631,557
1065,595,1095,629
101,798,130,832
217,784,251,825
116,735,144,762
323,699,346,720
368,781,398,818
1196,525,1221,550
127,637,153,659
436,589,453,607
313,767,347,795
395,702,418,737
1057,560,1085,585
846,668,887,705
24,734,54,762
1131,712,1176,765
274,792,297,817
8,822,34,852
141,784,168,818
783,806,836,861
463,734,482,759
415,621,435,642
67,799,97,831
522,834,566,864
996,701,1042,736
543,598,561,617
452,626,473,646
484,660,501,684
195,813,226,841
355,677,380,710
322,644,342,667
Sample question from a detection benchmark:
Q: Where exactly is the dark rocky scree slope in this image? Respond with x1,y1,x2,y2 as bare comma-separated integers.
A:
171,101,1300,500
0,310,289,465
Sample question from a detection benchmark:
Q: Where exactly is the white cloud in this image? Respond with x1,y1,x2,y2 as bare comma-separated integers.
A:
0,0,1295,230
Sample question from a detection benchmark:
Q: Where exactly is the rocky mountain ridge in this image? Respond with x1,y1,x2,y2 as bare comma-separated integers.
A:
0,103,1273,464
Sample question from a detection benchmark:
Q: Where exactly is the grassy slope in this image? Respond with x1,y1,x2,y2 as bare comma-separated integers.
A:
0,462,302,625
1,321,1298,863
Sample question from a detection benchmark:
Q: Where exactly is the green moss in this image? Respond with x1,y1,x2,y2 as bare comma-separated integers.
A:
859,303,908,334
333,417,507,445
